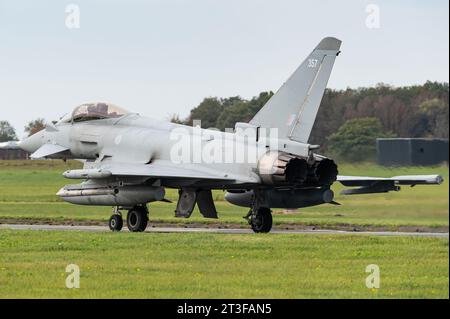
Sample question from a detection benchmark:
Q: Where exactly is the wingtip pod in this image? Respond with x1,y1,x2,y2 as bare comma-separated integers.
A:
428,174,444,185
315,37,342,51
391,174,445,185
428,174,443,185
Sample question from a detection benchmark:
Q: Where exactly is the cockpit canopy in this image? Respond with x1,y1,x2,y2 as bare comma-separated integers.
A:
60,102,129,123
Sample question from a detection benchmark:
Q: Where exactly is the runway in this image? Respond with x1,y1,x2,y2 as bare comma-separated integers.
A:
0,223,448,238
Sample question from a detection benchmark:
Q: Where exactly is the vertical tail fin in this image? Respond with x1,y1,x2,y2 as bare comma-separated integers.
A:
249,37,341,143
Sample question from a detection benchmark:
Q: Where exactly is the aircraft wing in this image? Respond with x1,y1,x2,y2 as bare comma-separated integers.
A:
103,161,234,182
30,144,70,159
337,174,444,195
63,159,247,184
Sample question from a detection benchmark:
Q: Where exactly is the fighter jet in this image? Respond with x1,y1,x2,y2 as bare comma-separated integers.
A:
18,37,443,233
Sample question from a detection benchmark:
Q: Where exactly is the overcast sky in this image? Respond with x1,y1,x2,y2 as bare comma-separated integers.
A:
0,0,448,138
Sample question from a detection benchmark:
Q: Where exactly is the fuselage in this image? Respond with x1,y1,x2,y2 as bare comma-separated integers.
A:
20,109,338,193
21,113,274,186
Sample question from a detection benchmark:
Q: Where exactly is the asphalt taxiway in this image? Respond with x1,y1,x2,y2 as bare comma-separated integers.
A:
0,224,448,238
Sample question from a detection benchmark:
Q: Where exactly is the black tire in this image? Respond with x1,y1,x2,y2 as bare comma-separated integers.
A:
127,207,148,232
250,207,273,233
109,214,123,232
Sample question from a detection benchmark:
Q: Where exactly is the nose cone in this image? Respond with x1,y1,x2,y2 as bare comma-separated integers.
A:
20,130,45,153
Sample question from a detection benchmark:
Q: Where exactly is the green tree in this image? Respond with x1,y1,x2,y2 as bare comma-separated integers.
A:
216,101,251,130
246,91,273,116
0,121,18,142
186,98,224,128
24,118,46,136
327,117,395,162
418,98,449,138
221,96,243,109
216,92,273,130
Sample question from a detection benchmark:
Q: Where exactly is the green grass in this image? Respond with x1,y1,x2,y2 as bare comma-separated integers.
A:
0,160,448,229
0,230,447,298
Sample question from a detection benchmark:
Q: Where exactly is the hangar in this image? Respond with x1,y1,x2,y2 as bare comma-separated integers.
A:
0,142,29,160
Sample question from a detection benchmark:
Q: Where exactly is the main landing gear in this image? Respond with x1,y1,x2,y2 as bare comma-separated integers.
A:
245,207,273,233
243,190,273,233
108,206,149,232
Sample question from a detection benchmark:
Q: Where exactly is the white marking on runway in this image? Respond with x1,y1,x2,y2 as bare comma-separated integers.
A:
0,224,448,238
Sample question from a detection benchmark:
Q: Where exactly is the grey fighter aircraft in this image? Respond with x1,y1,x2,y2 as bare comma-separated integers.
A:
17,37,443,233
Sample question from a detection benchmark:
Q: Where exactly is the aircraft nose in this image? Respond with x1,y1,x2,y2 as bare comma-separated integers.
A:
20,130,45,153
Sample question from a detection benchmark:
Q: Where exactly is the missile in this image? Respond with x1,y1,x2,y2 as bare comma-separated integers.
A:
63,169,112,179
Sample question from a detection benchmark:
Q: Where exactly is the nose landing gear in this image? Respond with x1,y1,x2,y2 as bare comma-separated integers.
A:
108,214,123,231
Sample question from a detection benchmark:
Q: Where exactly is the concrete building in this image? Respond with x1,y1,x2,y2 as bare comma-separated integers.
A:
377,138,448,166
0,142,29,160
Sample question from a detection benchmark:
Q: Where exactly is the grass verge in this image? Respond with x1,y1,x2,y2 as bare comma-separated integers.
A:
0,230,448,298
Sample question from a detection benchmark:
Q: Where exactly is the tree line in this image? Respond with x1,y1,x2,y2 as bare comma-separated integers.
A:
172,81,448,161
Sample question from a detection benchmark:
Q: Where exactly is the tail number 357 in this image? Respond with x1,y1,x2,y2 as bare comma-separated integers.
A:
308,59,319,68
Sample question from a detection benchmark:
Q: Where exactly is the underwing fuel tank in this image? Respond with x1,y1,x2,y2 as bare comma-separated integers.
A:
57,184,165,206
225,188,334,209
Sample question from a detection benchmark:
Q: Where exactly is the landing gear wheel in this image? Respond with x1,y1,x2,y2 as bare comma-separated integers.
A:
127,207,149,232
109,214,123,232
250,207,273,233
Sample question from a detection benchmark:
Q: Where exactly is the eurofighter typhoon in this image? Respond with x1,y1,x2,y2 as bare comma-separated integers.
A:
17,37,443,233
